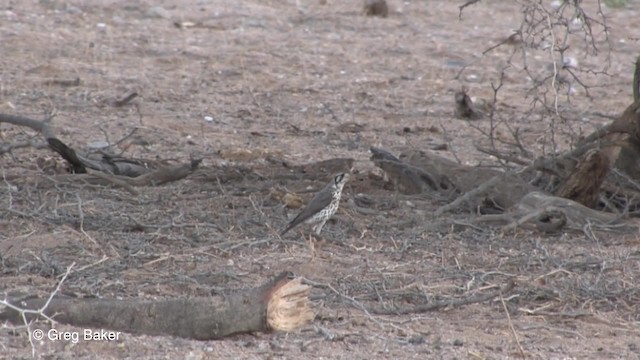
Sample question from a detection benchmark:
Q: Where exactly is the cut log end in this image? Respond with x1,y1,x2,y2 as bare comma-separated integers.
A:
267,277,314,332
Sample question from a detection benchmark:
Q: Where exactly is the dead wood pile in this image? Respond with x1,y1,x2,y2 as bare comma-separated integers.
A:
0,113,202,192
369,56,640,233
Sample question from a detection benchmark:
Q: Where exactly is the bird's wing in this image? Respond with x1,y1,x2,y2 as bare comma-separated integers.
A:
281,183,335,235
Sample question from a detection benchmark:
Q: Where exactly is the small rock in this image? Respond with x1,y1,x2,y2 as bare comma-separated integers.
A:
453,339,463,347
445,59,466,69
204,116,214,123
570,17,582,31
364,0,389,18
146,6,171,19
549,0,563,10
465,74,479,82
563,56,578,69
87,140,110,149
65,6,82,14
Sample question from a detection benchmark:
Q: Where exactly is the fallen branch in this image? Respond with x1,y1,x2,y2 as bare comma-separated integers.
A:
10,160,202,192
0,113,56,139
127,159,202,186
434,175,502,216
0,140,49,155
87,170,140,195
471,192,627,233
0,271,314,340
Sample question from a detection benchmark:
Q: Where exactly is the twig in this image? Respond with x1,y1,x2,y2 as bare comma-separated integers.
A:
113,92,139,107
113,127,140,148
43,78,81,87
475,146,529,166
458,0,481,19
0,140,49,155
302,278,385,330
75,193,99,246
500,293,526,358
483,31,521,55
65,255,109,277
0,262,75,357
367,279,516,315
87,170,140,195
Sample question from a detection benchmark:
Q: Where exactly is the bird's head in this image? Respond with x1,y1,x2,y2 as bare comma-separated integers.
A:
334,172,350,186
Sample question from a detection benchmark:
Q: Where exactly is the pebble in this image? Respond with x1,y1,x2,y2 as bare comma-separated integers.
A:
563,56,578,69
87,140,110,149
549,0,562,10
65,5,82,14
146,6,171,19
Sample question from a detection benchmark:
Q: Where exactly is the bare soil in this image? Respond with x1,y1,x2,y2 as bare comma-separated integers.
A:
1,1,640,359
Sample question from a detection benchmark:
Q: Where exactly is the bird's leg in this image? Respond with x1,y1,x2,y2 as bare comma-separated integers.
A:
306,233,317,259
394,182,400,207
313,220,327,236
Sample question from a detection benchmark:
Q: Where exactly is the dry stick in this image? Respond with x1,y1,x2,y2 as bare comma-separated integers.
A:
86,170,139,195
129,159,202,186
2,168,14,209
75,193,99,246
520,324,586,340
43,78,81,87
434,175,502,217
65,255,109,277
483,31,522,55
113,127,140,148
369,280,516,315
475,145,529,166
502,207,554,231
0,113,56,139
467,351,488,360
0,140,49,155
113,92,139,107
0,262,75,357
500,294,526,358
302,278,385,330
458,0,481,19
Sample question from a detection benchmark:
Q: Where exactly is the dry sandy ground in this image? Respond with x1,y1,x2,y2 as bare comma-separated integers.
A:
1,0,640,359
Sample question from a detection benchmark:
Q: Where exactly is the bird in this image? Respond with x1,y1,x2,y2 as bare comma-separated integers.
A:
453,86,484,120
280,172,350,237
364,0,389,18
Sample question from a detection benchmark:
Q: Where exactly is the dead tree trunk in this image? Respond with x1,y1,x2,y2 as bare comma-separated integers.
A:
555,141,624,208
0,272,313,340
